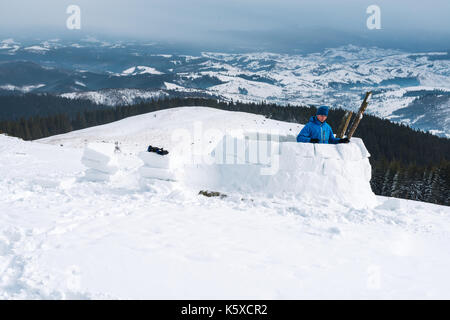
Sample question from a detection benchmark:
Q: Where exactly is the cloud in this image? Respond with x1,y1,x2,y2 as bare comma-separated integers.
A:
0,0,449,50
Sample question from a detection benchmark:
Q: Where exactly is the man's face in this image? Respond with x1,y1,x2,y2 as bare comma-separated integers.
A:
317,115,327,123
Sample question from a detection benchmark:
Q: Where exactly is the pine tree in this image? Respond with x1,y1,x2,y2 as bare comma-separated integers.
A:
30,118,43,140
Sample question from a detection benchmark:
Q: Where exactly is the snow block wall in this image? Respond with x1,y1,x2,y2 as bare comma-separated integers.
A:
138,152,175,181
180,135,377,209
81,143,118,181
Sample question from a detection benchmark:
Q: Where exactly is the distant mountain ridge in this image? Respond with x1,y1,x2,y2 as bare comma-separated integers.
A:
0,39,449,137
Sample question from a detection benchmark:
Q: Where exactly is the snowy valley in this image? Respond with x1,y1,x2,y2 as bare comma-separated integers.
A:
1,39,450,137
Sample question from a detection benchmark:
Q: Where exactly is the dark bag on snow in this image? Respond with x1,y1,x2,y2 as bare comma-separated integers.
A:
147,145,169,156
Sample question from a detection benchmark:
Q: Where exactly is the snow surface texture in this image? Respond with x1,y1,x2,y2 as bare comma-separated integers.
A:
1,107,449,299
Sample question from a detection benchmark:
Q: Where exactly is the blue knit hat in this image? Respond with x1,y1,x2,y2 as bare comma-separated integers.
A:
317,105,329,116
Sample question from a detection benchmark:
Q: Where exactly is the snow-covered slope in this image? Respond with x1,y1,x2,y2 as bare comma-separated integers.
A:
121,66,164,76
39,106,302,150
60,89,168,106
197,47,450,137
1,107,449,299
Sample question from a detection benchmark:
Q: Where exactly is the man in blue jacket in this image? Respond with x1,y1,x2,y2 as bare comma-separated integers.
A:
297,106,350,144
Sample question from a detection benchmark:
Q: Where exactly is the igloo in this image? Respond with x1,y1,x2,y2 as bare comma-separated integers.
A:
178,132,377,209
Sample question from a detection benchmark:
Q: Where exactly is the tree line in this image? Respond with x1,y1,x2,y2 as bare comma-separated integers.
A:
0,93,107,121
0,95,449,206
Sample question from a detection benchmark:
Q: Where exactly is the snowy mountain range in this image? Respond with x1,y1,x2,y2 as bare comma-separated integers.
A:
1,106,449,299
1,38,449,137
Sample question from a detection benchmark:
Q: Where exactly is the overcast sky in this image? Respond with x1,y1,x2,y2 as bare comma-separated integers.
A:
1,0,449,49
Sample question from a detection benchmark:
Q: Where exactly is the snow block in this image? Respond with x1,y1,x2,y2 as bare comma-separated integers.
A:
81,143,119,180
83,168,111,181
314,143,342,159
137,150,176,181
138,166,176,181
352,138,371,158
82,143,116,163
179,135,377,209
138,151,171,169
81,157,118,174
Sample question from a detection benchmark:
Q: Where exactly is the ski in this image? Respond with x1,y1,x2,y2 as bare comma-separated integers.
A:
337,110,353,138
347,91,372,139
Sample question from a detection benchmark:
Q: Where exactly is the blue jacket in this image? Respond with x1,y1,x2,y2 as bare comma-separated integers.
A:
297,116,341,144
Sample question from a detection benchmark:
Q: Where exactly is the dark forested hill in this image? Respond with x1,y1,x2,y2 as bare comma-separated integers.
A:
0,93,108,121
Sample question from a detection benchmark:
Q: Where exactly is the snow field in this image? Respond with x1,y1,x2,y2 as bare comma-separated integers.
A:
1,107,449,299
